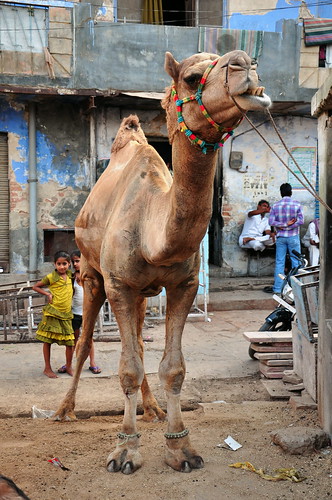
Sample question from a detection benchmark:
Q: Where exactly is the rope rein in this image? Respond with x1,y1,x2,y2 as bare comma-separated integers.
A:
171,59,242,154
172,55,332,214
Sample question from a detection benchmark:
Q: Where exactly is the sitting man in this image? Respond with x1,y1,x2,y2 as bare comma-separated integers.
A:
239,199,275,252
302,218,320,266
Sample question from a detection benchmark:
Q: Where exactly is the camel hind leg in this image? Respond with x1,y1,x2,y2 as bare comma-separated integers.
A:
54,257,106,421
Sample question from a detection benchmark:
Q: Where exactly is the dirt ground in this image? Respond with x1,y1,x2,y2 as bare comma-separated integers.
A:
1,309,331,499
1,375,331,500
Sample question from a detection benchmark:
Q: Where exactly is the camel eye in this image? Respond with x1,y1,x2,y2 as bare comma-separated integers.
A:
184,73,201,85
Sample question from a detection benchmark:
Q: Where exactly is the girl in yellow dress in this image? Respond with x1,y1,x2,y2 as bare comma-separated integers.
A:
33,251,75,378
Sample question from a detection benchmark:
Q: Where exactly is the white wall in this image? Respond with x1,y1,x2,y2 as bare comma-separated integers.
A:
221,113,319,276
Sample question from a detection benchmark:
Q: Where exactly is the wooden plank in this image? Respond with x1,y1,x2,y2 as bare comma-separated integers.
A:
261,379,291,399
259,363,286,372
243,331,292,343
264,359,293,367
259,364,285,379
250,343,293,353
254,352,293,360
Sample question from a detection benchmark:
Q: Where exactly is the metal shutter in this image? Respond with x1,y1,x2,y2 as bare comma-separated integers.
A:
0,133,9,272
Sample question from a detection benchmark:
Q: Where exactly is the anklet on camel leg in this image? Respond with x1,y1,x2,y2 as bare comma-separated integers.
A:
164,429,189,439
117,432,141,445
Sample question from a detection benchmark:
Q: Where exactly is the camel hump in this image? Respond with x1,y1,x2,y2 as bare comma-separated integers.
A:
111,114,148,153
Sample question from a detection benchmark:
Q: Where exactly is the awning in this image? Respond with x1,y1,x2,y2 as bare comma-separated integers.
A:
303,18,332,46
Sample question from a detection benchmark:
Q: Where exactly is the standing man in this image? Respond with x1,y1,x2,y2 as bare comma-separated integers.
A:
268,183,304,294
239,200,275,252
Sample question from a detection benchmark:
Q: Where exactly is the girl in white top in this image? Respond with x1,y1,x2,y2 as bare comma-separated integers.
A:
58,250,101,374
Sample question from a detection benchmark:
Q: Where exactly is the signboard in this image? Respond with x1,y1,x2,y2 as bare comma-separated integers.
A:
287,147,316,189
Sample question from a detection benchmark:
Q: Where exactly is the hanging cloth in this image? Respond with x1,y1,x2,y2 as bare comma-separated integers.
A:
303,18,332,46
142,0,163,25
198,27,263,60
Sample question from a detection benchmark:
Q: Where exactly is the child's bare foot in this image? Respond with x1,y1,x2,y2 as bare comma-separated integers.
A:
65,366,74,376
44,369,58,379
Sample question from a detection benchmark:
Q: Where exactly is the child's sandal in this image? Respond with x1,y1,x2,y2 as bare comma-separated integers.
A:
89,366,101,374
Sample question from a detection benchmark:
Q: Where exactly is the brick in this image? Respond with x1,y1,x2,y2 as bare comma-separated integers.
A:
49,7,72,23
49,21,73,39
15,52,33,75
1,51,16,75
52,55,72,77
299,68,319,88
300,52,319,68
49,38,72,55
31,52,48,75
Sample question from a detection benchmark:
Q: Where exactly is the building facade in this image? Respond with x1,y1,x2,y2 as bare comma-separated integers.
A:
0,0,331,277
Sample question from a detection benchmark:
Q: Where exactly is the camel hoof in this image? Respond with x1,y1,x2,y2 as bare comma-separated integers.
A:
53,412,76,422
181,461,192,473
121,461,134,475
180,456,204,472
192,456,204,469
107,460,121,473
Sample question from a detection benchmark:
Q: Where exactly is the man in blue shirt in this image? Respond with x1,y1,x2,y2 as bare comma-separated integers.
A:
267,183,304,294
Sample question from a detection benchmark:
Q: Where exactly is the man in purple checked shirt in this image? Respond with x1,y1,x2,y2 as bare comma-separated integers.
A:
267,183,304,294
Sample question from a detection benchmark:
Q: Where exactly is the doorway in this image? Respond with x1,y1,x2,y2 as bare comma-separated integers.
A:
162,0,195,27
147,138,172,170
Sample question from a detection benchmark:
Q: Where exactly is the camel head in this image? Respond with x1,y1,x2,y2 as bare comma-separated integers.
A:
162,50,271,148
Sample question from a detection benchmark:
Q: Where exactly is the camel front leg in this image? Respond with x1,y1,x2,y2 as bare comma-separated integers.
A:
54,263,106,421
136,297,166,422
105,287,145,474
159,278,204,472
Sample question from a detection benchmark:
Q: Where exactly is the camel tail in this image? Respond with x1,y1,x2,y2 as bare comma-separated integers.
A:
111,114,148,153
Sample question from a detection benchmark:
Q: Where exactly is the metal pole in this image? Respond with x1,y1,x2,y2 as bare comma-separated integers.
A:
28,102,38,279
89,96,97,190
195,0,199,27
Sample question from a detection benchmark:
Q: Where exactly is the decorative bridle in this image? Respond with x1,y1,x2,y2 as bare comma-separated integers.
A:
171,59,243,154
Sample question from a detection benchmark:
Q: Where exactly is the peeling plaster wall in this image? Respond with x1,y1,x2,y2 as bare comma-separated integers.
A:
1,98,90,274
221,113,318,276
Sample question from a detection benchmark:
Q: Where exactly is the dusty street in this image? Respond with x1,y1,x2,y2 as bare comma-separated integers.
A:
0,309,330,499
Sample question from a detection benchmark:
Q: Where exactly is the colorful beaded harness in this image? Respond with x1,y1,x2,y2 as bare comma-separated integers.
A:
171,59,243,154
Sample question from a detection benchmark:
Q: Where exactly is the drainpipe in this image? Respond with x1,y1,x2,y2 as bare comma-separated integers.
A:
28,101,38,280
195,0,199,26
89,96,97,190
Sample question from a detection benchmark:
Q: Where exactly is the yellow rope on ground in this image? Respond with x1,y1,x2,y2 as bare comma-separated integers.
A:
229,461,306,482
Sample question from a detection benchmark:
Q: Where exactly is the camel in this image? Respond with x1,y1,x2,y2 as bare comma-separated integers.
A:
55,50,271,474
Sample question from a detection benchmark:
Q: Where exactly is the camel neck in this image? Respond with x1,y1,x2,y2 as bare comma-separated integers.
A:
171,132,217,203
153,132,217,263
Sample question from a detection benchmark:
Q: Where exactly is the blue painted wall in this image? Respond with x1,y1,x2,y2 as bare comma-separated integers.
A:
226,0,332,31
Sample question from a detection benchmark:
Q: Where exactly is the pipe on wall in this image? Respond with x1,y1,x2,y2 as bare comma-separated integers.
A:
28,101,38,279
89,96,97,190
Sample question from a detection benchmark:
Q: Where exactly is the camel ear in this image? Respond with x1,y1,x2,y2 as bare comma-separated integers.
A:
164,52,180,81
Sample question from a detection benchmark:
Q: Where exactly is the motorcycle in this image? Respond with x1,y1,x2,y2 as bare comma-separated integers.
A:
248,249,309,359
